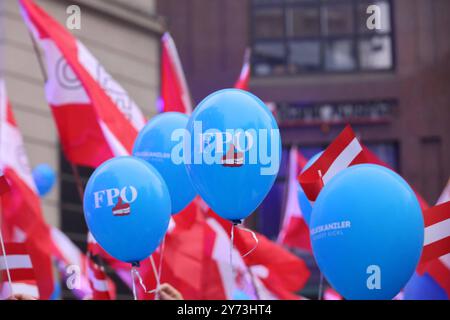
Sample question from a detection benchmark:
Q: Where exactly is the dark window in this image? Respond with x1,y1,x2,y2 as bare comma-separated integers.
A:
251,0,395,75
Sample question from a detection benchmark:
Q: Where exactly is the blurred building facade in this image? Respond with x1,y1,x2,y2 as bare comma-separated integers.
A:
1,0,162,298
157,0,450,238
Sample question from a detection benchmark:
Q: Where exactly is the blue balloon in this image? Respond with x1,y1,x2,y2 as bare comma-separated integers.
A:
32,164,56,196
297,151,323,225
83,156,171,264
133,112,196,214
310,164,424,300
404,272,448,300
186,89,281,222
232,289,252,300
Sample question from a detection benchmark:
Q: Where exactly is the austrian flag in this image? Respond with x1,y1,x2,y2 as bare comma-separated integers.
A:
19,0,146,167
421,201,450,263
298,125,367,202
0,242,39,299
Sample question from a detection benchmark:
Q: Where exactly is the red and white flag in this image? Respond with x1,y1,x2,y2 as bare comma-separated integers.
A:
418,179,450,296
206,211,310,300
421,201,450,264
51,227,93,299
0,80,55,299
0,242,39,299
234,48,251,91
278,146,311,251
19,0,146,167
86,257,116,300
298,125,367,202
160,32,192,114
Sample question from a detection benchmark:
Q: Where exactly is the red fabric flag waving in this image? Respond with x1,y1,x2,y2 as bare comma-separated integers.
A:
278,146,311,251
206,210,310,300
0,242,38,299
298,125,367,202
0,80,55,299
19,0,146,167
160,32,192,114
420,201,450,264
234,48,251,91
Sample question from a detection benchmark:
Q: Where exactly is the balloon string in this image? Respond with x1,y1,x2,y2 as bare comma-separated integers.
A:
157,235,166,288
237,226,259,258
318,272,324,300
131,265,157,301
230,223,235,296
131,266,138,300
149,255,160,300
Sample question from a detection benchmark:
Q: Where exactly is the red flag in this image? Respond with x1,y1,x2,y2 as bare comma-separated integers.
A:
234,48,251,91
86,257,116,300
0,242,39,299
420,201,450,263
160,32,192,114
51,227,94,299
137,200,204,300
278,146,311,251
417,180,450,296
298,125,367,202
207,210,310,300
0,80,55,299
19,0,146,167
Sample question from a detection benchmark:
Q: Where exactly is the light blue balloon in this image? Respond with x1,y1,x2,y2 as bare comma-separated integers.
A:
297,151,323,225
232,289,252,300
186,89,281,222
310,164,424,300
133,112,196,214
404,272,448,300
83,156,171,264
32,163,56,197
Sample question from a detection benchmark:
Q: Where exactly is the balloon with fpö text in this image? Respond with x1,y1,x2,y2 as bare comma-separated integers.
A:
310,164,424,300
185,89,281,222
83,156,171,264
133,112,196,214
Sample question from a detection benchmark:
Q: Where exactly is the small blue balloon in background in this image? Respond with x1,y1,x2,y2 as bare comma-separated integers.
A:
186,89,281,222
83,156,171,264
403,272,448,300
232,289,252,300
310,164,424,300
297,151,323,225
32,163,56,197
133,112,196,214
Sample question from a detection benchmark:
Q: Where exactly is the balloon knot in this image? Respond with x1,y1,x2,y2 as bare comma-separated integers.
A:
131,261,140,267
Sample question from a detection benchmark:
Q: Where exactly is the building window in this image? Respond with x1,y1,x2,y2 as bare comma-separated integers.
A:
251,0,394,76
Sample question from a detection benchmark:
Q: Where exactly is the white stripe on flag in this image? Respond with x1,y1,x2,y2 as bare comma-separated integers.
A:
0,255,32,270
424,219,450,246
322,138,362,184
99,121,129,157
0,282,39,298
439,253,450,269
90,277,109,292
